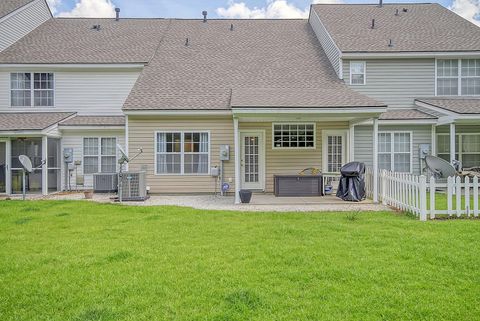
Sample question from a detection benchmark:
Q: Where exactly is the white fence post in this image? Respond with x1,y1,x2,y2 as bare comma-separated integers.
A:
447,176,453,217
430,176,435,220
474,176,479,218
465,176,470,217
456,176,462,218
419,175,427,221
381,170,387,205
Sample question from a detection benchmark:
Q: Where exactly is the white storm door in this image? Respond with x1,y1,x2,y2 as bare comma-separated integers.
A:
323,130,348,173
240,132,264,190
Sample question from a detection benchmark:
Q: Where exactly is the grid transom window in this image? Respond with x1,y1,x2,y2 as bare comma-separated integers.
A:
273,124,315,148
156,132,209,175
437,59,480,96
83,137,117,174
350,61,366,85
10,72,54,107
378,132,411,173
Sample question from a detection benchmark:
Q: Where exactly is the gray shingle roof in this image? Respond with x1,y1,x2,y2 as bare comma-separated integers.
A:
123,19,384,110
0,112,75,131
231,88,384,108
379,109,437,120
0,18,170,64
416,97,480,114
0,0,34,18
312,3,480,53
59,115,125,126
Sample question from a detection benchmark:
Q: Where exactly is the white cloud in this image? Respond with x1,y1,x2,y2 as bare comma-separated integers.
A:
57,0,116,18
450,0,480,26
46,0,62,15
216,0,341,19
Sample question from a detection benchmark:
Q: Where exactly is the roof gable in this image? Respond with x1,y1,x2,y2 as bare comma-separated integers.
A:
0,18,170,64
312,3,480,53
123,19,383,110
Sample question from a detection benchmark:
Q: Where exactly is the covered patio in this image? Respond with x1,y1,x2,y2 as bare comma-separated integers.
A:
0,112,75,195
230,88,387,205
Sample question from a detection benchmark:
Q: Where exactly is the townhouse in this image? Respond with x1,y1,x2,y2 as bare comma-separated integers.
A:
0,0,479,203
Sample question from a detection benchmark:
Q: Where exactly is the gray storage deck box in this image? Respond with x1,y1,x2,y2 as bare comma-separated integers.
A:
274,175,323,197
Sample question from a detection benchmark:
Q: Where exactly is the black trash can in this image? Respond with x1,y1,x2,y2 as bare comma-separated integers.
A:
239,190,252,203
336,162,366,202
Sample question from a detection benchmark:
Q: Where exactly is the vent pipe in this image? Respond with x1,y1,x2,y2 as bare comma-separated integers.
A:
395,8,399,16
378,0,383,7
115,8,120,21
388,39,393,47
185,38,189,46
371,19,375,29
202,11,208,22
230,23,234,31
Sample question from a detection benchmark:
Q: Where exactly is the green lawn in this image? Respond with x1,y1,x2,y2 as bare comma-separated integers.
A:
0,201,479,321
428,193,476,212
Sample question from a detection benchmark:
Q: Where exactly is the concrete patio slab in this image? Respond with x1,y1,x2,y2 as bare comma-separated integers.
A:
4,192,391,212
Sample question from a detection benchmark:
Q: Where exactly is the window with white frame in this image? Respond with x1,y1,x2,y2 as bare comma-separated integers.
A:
436,59,480,96
83,137,117,174
437,134,480,168
156,132,209,175
11,72,54,107
378,132,412,172
273,123,315,148
350,61,366,85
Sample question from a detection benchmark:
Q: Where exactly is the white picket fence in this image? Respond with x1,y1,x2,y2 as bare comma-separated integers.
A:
366,169,479,221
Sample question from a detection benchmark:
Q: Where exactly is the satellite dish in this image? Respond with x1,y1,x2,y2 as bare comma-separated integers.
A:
425,155,457,179
117,144,129,164
19,155,33,173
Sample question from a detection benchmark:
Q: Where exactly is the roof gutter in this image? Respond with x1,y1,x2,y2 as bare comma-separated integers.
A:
232,107,387,114
0,63,146,69
342,51,480,59
123,110,233,116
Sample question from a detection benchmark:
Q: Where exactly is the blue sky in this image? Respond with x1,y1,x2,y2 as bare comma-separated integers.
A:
48,0,477,25
50,0,454,18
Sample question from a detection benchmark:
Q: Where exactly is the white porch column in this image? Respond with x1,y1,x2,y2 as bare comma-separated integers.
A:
125,115,129,171
450,123,456,164
42,136,48,195
6,138,11,195
349,123,355,162
373,118,379,203
234,117,241,204
431,124,436,156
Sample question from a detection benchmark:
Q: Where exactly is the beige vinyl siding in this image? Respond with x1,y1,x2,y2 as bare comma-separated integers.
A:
0,69,141,115
60,130,125,190
354,124,432,175
240,121,348,193
343,59,435,108
309,9,341,78
128,116,235,194
0,0,51,52
128,117,349,194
